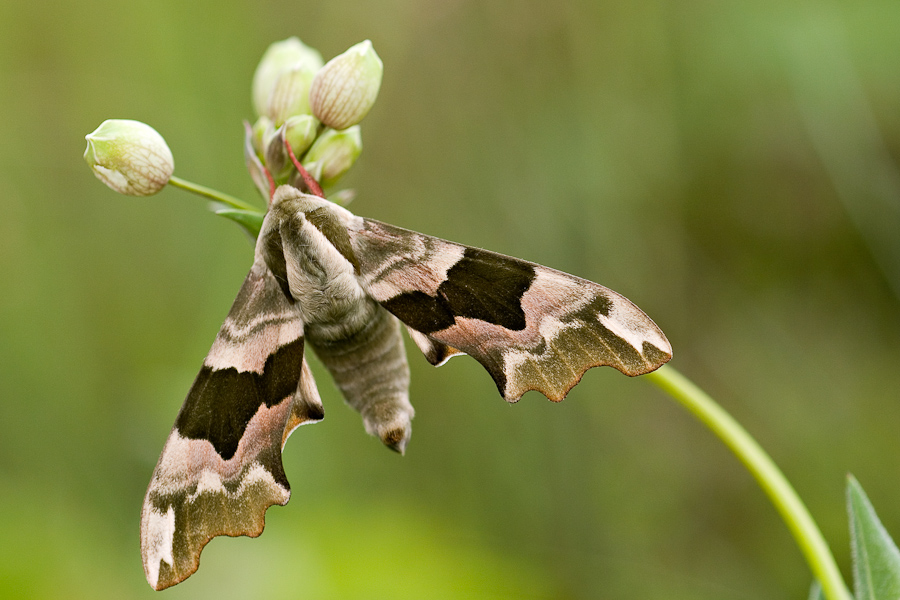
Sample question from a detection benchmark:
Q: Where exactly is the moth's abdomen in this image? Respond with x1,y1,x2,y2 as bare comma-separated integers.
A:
307,299,413,453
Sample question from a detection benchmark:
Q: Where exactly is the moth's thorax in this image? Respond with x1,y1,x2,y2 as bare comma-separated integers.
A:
261,187,370,333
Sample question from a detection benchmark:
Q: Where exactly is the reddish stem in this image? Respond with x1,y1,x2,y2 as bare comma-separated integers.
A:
285,137,324,198
264,164,276,203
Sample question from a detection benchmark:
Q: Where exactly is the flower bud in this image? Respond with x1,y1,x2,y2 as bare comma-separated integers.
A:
250,115,272,155
302,126,362,187
252,37,323,118
310,40,383,130
261,125,282,171
264,115,316,177
283,114,318,156
84,119,174,196
266,65,317,125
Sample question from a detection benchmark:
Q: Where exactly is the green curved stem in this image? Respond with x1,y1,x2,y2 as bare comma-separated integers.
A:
168,175,259,211
644,365,852,600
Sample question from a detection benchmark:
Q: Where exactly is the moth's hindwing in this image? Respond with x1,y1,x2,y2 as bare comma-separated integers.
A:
349,219,673,402
140,258,321,591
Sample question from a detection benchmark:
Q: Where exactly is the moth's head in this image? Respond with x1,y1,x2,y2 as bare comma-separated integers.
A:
269,184,360,229
270,184,322,211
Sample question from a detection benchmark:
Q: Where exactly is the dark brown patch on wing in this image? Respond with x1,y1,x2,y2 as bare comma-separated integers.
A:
175,336,305,460
381,247,535,334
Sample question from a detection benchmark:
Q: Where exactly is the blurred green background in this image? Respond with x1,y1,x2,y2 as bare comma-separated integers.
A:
2,0,900,598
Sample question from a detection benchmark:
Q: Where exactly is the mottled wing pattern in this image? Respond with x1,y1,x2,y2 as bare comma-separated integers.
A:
140,257,322,591
349,219,672,402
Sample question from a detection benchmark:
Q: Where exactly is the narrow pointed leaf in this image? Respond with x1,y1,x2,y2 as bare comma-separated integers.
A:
848,474,900,600
214,208,265,239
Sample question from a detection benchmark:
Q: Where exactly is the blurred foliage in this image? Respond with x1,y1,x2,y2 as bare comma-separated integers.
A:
1,0,900,598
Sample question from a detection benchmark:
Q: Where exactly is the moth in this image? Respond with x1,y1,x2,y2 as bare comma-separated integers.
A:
140,185,672,590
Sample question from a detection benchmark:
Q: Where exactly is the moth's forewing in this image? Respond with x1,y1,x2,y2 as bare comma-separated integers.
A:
140,258,318,590
349,219,672,401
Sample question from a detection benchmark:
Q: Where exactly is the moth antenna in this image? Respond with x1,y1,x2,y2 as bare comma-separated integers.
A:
284,137,325,198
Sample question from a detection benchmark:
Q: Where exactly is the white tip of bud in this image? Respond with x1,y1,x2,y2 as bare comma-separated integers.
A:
302,126,362,187
252,37,323,121
310,40,383,130
84,119,174,196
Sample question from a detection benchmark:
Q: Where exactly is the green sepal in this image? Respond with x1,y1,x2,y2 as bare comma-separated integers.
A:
214,208,265,239
848,474,900,600
243,120,272,202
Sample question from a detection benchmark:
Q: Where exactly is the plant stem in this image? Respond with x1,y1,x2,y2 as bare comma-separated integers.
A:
168,175,259,212
285,137,324,198
643,365,852,600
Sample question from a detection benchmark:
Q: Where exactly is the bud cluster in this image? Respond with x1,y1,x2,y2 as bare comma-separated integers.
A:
248,38,382,197
83,36,381,219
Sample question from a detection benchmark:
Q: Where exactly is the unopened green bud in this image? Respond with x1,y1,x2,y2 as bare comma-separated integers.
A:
250,116,273,155
263,115,317,177
252,37,323,118
262,125,287,176
84,119,174,196
283,115,318,156
310,40,382,130
302,126,362,187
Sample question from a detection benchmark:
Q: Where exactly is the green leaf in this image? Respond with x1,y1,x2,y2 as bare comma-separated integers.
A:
808,580,826,600
848,474,900,600
214,208,265,239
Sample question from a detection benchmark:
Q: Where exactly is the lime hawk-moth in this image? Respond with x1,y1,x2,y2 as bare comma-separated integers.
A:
140,186,673,590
